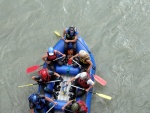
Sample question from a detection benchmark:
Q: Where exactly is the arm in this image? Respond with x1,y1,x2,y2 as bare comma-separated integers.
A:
45,97,57,105
54,72,60,77
86,60,93,73
29,102,35,113
66,73,80,85
62,29,66,40
86,79,95,92
31,76,40,82
68,34,78,43
55,50,65,56
86,84,94,92
30,109,34,113
62,100,73,110
42,54,50,64
66,77,76,85
70,53,79,59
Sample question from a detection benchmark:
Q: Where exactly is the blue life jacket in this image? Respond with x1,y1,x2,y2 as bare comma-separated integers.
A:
66,28,78,40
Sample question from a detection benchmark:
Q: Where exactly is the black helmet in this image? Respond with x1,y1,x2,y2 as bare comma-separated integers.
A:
69,26,77,32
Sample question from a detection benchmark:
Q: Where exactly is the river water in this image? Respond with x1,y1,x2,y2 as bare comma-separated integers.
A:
0,0,150,113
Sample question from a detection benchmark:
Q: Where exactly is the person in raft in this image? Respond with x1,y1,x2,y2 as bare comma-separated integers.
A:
42,47,66,71
62,26,79,54
62,99,88,113
64,49,74,65
32,68,63,99
70,50,92,73
28,93,57,113
66,72,94,100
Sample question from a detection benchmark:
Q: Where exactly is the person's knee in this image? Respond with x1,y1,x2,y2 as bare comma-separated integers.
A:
49,66,55,71
76,90,86,97
57,60,64,66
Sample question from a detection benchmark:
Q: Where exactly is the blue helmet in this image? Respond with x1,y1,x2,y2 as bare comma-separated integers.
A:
28,94,40,104
48,47,54,56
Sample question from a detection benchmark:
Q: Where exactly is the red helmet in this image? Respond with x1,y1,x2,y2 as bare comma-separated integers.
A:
39,69,48,79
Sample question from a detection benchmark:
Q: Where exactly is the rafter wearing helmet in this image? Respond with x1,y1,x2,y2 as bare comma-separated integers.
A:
70,50,93,73
62,26,79,54
42,47,66,71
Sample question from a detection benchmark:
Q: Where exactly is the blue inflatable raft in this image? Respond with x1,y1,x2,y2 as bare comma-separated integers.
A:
37,37,96,113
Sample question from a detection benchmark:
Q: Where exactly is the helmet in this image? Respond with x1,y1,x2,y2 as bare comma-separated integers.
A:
69,26,75,31
39,69,48,79
69,26,77,32
79,50,87,57
48,47,54,56
80,72,87,80
28,94,39,104
71,103,79,111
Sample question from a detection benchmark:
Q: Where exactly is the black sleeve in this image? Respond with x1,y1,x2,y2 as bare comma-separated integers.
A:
48,70,54,76
72,100,76,104
29,101,35,109
34,75,41,81
38,94,45,99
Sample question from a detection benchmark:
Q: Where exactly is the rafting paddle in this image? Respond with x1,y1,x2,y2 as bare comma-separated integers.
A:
26,56,64,74
18,80,61,88
72,59,106,86
71,85,112,100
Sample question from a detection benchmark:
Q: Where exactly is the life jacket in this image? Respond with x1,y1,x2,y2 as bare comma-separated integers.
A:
47,52,57,61
28,94,45,110
67,49,73,65
34,99,45,109
79,54,90,64
75,100,88,113
38,68,51,83
66,29,76,40
77,74,90,89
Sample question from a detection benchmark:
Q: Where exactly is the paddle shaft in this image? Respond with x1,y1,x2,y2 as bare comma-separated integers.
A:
47,80,61,84
18,83,38,88
64,109,73,112
46,104,55,113
18,80,61,88
72,59,82,68
71,85,85,90
71,85,111,100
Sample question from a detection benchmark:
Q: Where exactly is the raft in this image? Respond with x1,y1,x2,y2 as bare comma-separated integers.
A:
36,36,96,113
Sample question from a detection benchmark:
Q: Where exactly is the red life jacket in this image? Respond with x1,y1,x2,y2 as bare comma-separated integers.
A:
75,100,88,113
38,68,51,83
47,52,57,61
77,74,90,89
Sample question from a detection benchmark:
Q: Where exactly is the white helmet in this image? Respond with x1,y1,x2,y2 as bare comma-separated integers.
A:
79,50,87,57
80,72,87,80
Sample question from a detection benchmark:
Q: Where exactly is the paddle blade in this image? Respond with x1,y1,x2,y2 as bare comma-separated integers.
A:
96,93,112,100
54,31,61,37
26,65,40,74
94,75,106,86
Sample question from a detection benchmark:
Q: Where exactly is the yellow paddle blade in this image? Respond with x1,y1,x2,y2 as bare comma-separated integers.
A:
18,84,34,88
96,93,112,100
54,31,61,37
